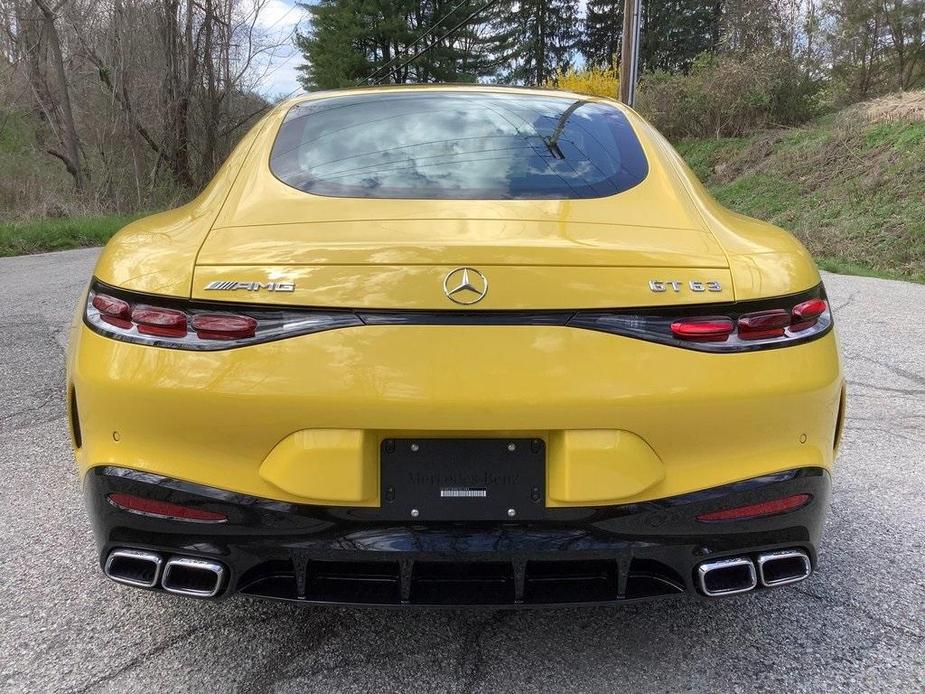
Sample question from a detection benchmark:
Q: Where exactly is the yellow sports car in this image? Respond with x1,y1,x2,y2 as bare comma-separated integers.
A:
67,85,845,605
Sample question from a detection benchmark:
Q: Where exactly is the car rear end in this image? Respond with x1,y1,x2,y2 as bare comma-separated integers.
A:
68,87,845,606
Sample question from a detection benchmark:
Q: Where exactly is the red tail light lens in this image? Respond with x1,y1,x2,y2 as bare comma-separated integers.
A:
85,282,363,350
570,285,832,352
131,306,188,337
790,299,828,332
737,309,791,340
91,293,132,329
696,493,812,521
191,314,258,340
671,317,735,342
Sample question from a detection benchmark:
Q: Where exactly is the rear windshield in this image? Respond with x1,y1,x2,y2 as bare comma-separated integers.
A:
269,91,649,200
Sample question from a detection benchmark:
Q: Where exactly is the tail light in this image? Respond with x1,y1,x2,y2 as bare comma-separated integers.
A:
737,309,790,340
85,280,832,353
132,306,188,337
92,293,132,329
790,298,828,332
85,281,361,350
670,317,734,342
191,314,258,340
571,285,832,352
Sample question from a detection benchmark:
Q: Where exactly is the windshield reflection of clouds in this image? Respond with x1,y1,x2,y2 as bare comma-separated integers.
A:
270,93,648,200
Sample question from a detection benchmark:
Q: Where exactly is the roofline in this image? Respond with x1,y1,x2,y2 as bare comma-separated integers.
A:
275,83,628,111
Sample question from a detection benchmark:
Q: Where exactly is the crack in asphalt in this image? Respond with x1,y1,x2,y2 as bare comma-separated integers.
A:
847,355,925,387
0,313,67,434
830,293,857,314
792,587,923,641
65,619,225,694
847,426,925,445
845,380,925,398
453,611,515,694
0,391,61,422
228,610,341,693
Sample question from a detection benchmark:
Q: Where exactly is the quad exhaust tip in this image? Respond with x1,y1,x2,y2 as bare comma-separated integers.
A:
104,549,163,588
162,556,226,598
756,549,811,587
104,549,226,598
698,548,812,596
697,556,757,596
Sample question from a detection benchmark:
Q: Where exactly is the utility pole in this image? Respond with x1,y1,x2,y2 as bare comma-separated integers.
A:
619,0,642,106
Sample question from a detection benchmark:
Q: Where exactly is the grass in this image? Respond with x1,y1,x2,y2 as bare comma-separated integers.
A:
676,115,925,284
0,109,143,257
0,215,139,257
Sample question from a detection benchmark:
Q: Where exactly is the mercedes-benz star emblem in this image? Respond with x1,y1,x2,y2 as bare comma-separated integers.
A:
443,267,488,305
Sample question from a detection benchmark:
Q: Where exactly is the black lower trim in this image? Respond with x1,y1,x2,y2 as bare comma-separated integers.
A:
84,466,830,607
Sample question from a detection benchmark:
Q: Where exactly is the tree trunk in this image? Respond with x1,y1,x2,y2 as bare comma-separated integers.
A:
31,0,88,190
160,0,194,189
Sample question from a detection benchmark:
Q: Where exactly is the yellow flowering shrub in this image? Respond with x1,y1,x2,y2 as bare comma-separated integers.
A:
545,64,620,99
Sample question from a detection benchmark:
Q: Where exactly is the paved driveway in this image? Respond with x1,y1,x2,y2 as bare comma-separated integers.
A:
0,248,922,693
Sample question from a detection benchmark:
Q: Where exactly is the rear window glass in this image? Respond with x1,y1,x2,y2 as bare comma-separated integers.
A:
269,91,648,200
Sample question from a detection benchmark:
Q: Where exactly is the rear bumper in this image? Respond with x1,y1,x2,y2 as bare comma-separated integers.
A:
87,465,830,607
69,323,844,507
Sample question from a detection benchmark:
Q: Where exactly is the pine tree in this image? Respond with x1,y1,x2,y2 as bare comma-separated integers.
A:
582,0,623,69
295,0,372,89
500,0,581,84
296,0,512,90
639,0,720,74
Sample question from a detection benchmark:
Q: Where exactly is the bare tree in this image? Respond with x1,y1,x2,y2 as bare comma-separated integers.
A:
15,0,89,188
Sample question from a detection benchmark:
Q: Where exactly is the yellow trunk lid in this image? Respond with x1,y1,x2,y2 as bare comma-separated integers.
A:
193,219,733,309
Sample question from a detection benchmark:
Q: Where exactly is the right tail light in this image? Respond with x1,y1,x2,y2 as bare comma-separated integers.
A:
570,285,832,352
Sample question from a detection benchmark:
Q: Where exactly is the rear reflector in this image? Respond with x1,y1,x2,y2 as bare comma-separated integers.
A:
696,493,812,522
107,493,227,522
671,317,735,342
737,309,791,340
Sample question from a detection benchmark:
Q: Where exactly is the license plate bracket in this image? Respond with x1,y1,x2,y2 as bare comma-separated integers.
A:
379,438,546,521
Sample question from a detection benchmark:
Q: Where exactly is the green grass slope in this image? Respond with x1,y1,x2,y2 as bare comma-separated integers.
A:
0,215,139,257
676,97,925,283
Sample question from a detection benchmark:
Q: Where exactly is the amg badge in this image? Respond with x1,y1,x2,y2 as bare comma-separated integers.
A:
204,281,295,292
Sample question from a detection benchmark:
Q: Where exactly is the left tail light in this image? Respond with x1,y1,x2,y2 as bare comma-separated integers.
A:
84,281,361,350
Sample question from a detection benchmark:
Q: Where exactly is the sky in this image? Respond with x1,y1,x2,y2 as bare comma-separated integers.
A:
253,0,311,98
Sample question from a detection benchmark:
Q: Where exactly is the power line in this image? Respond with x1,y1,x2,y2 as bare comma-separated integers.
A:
372,0,500,85
360,0,472,86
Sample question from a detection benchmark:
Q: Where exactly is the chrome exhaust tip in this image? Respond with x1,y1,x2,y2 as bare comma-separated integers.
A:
697,556,757,596
162,557,226,598
757,549,812,587
104,548,163,588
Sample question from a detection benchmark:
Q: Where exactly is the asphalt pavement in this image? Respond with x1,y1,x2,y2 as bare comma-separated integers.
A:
0,247,922,693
